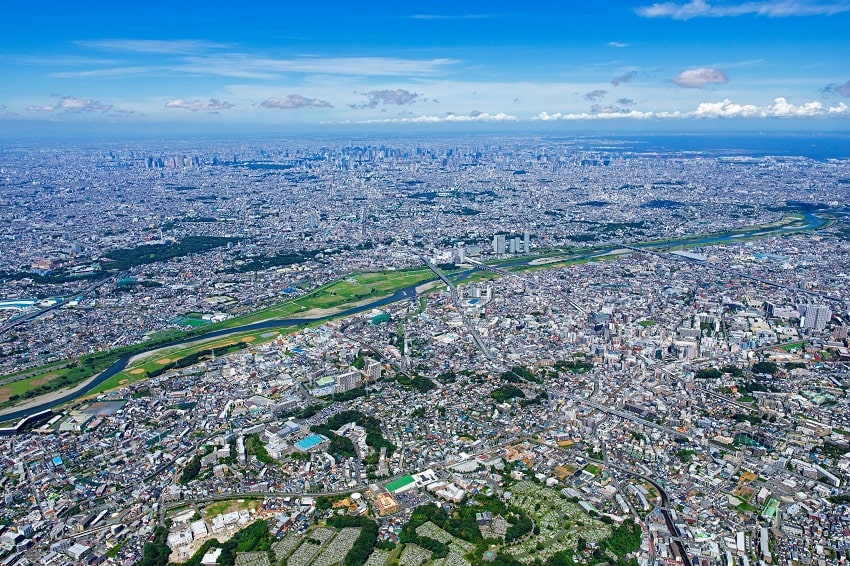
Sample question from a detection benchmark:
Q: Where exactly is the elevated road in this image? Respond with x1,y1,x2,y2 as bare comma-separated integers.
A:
421,257,495,360
551,388,693,442
607,462,693,566
0,271,124,337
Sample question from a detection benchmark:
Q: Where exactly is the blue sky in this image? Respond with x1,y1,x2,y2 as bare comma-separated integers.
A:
2,1,850,131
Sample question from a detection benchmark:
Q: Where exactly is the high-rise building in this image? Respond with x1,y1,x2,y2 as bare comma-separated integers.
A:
763,301,777,317
335,370,362,393
307,213,319,231
523,230,530,253
365,359,382,382
453,246,466,264
493,234,506,255
801,304,831,331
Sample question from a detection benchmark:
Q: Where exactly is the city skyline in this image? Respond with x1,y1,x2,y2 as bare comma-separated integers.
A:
2,1,850,132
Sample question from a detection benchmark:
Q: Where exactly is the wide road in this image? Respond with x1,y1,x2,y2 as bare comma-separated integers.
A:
0,271,124,337
605,461,693,566
421,256,495,360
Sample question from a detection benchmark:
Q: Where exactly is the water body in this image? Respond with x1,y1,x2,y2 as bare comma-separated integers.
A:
569,133,850,161
0,284,422,424
630,212,828,249
0,211,830,426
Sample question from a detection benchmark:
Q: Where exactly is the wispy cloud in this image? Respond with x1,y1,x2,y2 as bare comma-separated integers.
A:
165,99,234,111
177,55,456,78
51,66,164,79
584,89,607,101
607,41,630,48
360,110,517,123
671,67,728,88
10,55,120,66
636,0,850,20
351,89,423,109
260,95,332,109
611,71,637,86
76,39,231,54
822,80,850,96
410,14,493,20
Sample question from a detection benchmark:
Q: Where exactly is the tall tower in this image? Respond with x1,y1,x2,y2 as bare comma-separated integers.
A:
493,234,506,255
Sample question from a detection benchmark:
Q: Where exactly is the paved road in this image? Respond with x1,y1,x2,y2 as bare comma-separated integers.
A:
421,257,495,360
0,272,124,337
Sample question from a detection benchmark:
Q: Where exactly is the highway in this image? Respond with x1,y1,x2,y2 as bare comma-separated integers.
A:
547,429,691,566
551,387,693,442
606,462,693,566
421,257,495,360
0,271,124,337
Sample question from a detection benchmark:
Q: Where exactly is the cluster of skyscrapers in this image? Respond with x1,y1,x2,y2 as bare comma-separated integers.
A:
493,230,531,256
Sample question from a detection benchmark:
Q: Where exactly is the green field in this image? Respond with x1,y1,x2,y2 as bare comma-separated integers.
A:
0,359,69,382
200,267,434,331
0,212,831,411
0,268,436,405
92,333,257,393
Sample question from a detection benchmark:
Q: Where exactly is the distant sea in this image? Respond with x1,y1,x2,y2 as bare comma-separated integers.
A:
3,124,849,161
570,132,850,161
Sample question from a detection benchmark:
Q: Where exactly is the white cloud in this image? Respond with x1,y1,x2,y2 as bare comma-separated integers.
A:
56,96,113,112
692,97,828,117
360,111,517,123
76,39,231,54
535,110,656,120
607,41,631,47
351,89,423,109
165,99,234,111
260,95,332,109
671,67,728,88
637,0,850,20
535,97,849,121
25,96,114,113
